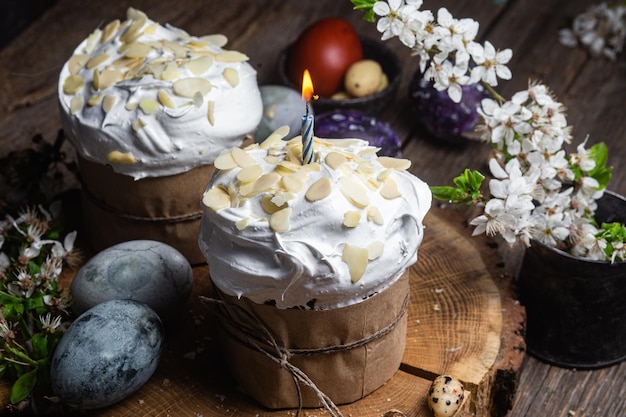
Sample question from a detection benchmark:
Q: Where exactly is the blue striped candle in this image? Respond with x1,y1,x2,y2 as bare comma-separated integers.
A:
301,103,314,164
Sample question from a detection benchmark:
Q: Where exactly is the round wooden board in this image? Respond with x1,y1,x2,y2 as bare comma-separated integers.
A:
0,205,525,417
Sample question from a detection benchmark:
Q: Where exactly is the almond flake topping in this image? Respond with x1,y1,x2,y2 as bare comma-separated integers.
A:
342,244,369,282
93,69,123,90
222,68,239,87
339,175,370,208
187,56,213,75
270,207,291,233
305,177,332,202
139,98,159,115
214,151,238,170
157,89,176,109
86,53,110,69
203,187,231,211
215,50,248,62
325,152,347,169
87,95,103,106
161,62,180,81
173,77,212,98
252,172,281,194
236,164,263,183
367,206,384,225
102,95,116,113
68,54,88,75
101,19,121,43
236,218,249,231
63,74,84,95
124,42,152,59
70,95,84,115
231,147,257,167
207,100,215,125
260,126,290,149
198,34,228,47
367,241,384,260
378,156,411,171
380,176,401,199
261,194,286,214
107,150,137,164
343,210,361,228
282,173,306,193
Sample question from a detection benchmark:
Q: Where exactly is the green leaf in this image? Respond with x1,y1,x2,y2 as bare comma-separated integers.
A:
351,0,377,21
10,368,37,404
31,333,48,360
588,142,613,190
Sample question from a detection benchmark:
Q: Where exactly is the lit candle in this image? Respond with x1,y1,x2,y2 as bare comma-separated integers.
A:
301,69,315,164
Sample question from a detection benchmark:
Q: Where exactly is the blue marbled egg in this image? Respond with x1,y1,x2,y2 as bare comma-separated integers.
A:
70,240,193,324
254,85,312,142
51,299,164,409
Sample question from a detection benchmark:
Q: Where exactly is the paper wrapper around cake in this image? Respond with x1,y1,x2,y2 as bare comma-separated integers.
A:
78,155,209,264
210,270,410,409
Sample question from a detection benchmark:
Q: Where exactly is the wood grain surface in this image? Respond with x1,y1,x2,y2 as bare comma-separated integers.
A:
1,0,626,416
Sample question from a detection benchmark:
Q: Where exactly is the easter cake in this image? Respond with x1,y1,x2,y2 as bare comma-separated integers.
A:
58,8,262,263
199,127,431,408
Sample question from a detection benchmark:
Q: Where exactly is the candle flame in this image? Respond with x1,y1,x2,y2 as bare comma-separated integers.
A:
302,69,314,102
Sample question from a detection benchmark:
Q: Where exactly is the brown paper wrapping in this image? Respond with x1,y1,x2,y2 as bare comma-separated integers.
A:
211,270,410,409
76,137,253,264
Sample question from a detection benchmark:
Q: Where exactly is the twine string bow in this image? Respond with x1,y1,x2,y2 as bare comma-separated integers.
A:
200,292,410,417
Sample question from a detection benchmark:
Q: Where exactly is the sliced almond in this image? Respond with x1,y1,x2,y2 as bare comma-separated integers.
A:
161,61,180,81
125,101,138,111
161,39,189,58
367,241,384,260
378,156,411,171
305,177,332,202
342,244,369,283
86,53,109,69
68,54,88,75
207,100,215,125
63,74,84,95
282,173,306,193
101,19,121,43
367,205,384,225
377,168,393,182
70,95,84,115
93,69,123,90
102,95,116,113
271,191,295,207
87,95,103,106
270,207,291,233
173,77,212,98
84,29,102,54
339,175,370,208
325,152,348,170
157,89,176,108
139,98,159,115
214,151,237,170
260,126,290,149
343,210,361,228
261,194,286,214
237,164,263,183
222,68,239,87
124,42,152,58
120,15,146,44
380,176,401,199
187,56,213,75
107,150,137,164
357,161,376,175
231,147,256,167
253,172,281,193
215,50,248,62
203,187,231,211
198,34,228,47
236,218,249,231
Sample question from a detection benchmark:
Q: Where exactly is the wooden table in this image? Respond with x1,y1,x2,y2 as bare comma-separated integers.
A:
1,0,626,416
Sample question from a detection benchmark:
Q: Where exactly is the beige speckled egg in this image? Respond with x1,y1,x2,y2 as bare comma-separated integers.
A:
427,375,466,417
344,59,384,98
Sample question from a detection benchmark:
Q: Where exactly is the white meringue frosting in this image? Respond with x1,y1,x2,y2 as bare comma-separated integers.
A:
58,8,262,179
199,127,431,309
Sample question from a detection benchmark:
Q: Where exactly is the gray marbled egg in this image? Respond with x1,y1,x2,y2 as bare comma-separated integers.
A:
254,85,311,142
51,299,164,409
70,240,193,324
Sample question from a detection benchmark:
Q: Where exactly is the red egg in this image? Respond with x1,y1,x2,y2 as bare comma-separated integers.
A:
287,18,363,98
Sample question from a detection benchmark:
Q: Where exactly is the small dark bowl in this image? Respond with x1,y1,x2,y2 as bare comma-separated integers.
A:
278,37,401,116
